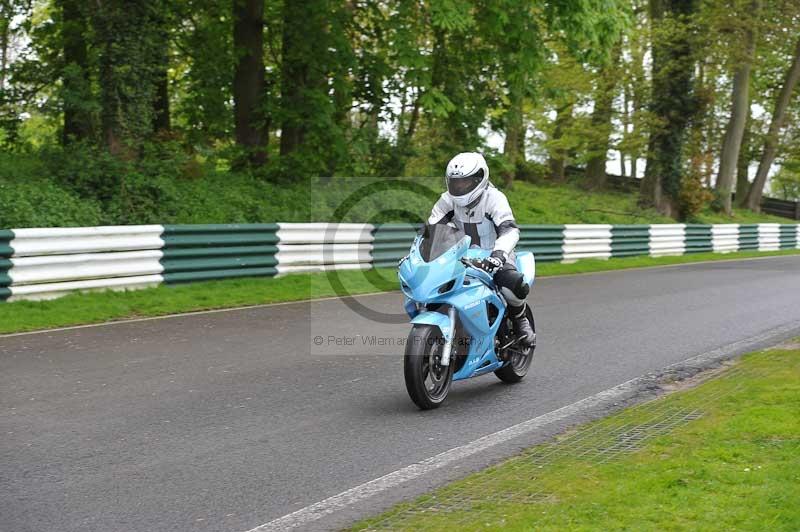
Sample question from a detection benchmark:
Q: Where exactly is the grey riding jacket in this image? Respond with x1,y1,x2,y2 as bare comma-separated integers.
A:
427,184,520,260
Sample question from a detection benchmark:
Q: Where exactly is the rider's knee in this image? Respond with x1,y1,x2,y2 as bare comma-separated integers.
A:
495,268,529,300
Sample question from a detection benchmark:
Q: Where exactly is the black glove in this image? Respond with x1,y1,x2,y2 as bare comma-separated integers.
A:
474,251,506,275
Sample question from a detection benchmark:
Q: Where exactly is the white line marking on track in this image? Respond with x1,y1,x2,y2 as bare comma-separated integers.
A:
244,322,800,532
0,291,392,338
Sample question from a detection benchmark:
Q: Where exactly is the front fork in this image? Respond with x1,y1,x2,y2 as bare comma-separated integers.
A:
440,306,457,367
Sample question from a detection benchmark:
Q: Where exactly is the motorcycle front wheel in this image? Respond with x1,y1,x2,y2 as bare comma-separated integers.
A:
404,325,454,410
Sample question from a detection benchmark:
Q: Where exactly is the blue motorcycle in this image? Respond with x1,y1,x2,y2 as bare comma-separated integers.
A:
399,224,536,409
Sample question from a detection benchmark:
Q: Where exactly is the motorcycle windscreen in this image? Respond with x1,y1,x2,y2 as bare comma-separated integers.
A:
419,224,464,262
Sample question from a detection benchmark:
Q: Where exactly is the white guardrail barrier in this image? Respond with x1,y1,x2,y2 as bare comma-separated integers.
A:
0,223,797,301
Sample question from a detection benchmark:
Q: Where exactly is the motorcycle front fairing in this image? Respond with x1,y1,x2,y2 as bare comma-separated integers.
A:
399,231,508,380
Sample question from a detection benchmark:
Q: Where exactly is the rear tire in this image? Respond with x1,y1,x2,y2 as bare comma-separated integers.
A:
404,325,454,410
495,307,535,384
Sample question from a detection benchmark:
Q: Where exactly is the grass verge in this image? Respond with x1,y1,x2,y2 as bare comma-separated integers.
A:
351,344,800,531
1,248,799,335
507,180,790,225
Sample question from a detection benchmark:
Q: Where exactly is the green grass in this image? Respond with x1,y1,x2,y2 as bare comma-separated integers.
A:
1,249,799,335
1,163,792,228
351,345,800,531
507,180,790,224
0,268,396,334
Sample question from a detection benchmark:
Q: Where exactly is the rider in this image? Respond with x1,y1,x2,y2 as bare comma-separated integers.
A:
428,152,535,347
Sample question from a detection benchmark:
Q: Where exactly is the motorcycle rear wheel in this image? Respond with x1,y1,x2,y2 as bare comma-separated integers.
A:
494,307,535,384
404,325,454,410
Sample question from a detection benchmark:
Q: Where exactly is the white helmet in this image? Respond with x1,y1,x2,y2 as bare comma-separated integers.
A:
445,152,490,207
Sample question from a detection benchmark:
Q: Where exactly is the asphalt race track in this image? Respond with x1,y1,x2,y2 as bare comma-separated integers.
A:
2,255,799,532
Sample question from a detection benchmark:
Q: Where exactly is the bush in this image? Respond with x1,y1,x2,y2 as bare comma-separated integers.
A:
0,179,103,228
0,144,442,227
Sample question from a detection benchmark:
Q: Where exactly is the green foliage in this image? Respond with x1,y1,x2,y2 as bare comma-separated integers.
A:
680,170,715,220
1,145,786,228
642,0,700,214
172,0,234,142
771,160,800,201
2,0,799,222
0,179,102,228
0,150,102,227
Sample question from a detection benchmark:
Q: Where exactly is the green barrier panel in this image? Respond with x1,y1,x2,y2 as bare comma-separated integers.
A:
0,258,11,287
163,267,279,284
372,224,566,265
161,224,280,283
610,225,650,258
161,256,278,273
0,230,12,301
162,224,280,247
518,225,565,262
684,224,713,254
162,245,279,259
738,224,759,250
372,224,419,268
779,224,798,249
0,230,12,258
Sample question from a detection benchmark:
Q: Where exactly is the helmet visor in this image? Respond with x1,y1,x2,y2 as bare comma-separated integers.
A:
447,169,484,197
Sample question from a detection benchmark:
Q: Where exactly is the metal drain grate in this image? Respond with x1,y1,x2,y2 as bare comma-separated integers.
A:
354,356,776,531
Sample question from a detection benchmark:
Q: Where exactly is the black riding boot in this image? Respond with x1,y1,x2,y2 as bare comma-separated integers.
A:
509,304,535,348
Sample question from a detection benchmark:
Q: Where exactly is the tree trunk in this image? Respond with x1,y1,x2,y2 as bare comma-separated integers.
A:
503,80,525,187
629,12,646,181
548,103,573,181
620,83,630,178
233,0,268,166
279,0,307,157
745,37,800,211
715,0,759,214
640,0,696,217
586,43,622,188
0,12,7,92
639,0,664,208
735,109,752,203
60,0,93,143
152,61,170,133
703,120,715,187
640,134,659,208
96,0,159,157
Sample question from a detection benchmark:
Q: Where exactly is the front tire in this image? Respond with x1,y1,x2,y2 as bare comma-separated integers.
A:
495,307,535,384
404,325,454,410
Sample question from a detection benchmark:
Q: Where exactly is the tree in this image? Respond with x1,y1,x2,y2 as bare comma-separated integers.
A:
59,0,93,143
278,0,349,176
476,0,543,185
744,36,800,211
640,0,698,218
735,108,753,201
585,42,622,188
232,0,268,166
714,0,760,214
151,4,172,134
548,102,576,181
94,0,165,156
172,0,234,144
617,2,650,181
